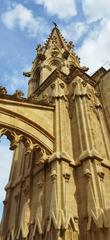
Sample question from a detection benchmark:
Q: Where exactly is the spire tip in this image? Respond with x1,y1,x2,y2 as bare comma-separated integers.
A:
52,21,58,28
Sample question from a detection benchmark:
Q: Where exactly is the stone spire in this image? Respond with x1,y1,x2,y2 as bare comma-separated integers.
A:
24,25,80,97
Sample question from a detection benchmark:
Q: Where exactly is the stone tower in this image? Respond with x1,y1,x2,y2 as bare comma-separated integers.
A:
1,25,110,240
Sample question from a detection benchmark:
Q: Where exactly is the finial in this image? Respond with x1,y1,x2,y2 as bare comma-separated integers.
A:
52,21,58,28
68,41,74,49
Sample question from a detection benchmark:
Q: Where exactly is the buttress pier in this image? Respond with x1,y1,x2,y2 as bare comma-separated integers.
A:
1,26,110,240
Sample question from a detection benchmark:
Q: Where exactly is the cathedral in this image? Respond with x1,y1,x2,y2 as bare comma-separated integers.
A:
0,25,110,240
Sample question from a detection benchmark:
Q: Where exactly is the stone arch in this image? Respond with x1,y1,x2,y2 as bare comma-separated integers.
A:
0,128,33,152
0,100,54,155
48,57,70,75
49,57,63,69
0,127,51,167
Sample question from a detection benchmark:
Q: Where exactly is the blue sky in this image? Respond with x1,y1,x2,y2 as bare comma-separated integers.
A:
0,0,110,219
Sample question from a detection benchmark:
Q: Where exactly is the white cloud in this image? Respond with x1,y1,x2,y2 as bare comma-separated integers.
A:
78,18,110,73
79,0,110,73
62,21,88,42
2,63,32,96
82,0,110,22
3,69,28,95
1,3,48,37
34,0,77,19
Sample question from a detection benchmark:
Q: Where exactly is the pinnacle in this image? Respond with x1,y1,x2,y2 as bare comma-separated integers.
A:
43,23,72,53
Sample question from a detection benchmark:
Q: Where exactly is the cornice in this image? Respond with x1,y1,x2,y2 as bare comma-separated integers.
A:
0,96,54,109
32,69,66,97
65,67,96,86
32,67,96,98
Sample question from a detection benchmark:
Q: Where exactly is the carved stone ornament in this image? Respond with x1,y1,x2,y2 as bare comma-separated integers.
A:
36,44,43,54
81,81,101,108
83,161,110,231
52,35,58,44
0,128,46,158
28,94,38,102
80,66,89,72
3,196,9,205
12,90,24,100
0,128,23,150
24,138,41,155
62,50,69,59
23,136,49,164
14,192,20,202
36,44,45,60
37,179,44,188
51,49,59,57
40,93,50,104
23,185,30,197
20,198,31,238
84,168,92,179
0,86,7,95
51,83,55,89
35,147,50,165
24,137,39,154
63,172,71,182
42,64,52,71
96,163,105,180
50,81,67,102
69,79,101,121
67,41,74,50
51,170,57,182
6,230,14,240
59,82,65,89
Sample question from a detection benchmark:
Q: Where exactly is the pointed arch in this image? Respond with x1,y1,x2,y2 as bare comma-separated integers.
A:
0,99,54,153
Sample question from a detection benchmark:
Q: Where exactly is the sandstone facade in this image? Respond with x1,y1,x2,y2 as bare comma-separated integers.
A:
0,26,110,240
